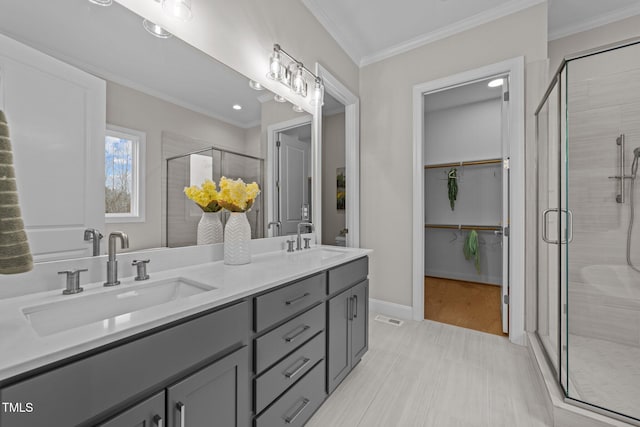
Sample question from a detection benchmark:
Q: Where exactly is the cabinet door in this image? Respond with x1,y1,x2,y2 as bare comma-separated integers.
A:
327,288,351,394
350,280,369,365
167,346,249,427
99,392,164,427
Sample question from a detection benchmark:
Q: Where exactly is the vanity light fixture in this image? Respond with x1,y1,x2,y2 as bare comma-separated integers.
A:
162,0,192,21
88,0,113,6
267,44,324,107
488,78,504,88
143,19,173,39
249,80,264,91
274,94,287,103
232,104,242,110
292,105,304,113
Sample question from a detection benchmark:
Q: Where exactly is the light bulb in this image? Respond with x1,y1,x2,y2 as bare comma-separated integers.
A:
310,79,324,107
268,49,283,81
162,0,192,21
274,95,287,103
292,64,305,95
88,0,113,6
292,105,304,113
249,80,264,90
143,19,173,39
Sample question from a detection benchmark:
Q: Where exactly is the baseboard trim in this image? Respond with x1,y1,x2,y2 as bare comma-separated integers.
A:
369,298,413,320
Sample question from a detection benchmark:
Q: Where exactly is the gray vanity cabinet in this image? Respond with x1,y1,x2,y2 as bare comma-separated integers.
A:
326,257,369,394
99,392,165,427
167,346,249,427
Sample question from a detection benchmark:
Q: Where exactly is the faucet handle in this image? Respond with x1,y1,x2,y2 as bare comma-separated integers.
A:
286,240,295,253
303,237,311,249
58,269,88,295
132,259,150,281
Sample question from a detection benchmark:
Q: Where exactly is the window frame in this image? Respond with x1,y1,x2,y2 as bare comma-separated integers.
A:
104,124,146,223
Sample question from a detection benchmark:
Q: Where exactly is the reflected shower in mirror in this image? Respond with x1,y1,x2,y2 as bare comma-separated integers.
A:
0,0,313,260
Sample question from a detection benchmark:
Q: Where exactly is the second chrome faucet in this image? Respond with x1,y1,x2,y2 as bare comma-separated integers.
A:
104,231,129,287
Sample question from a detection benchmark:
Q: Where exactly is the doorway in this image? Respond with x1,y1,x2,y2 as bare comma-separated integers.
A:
412,58,526,344
267,116,312,237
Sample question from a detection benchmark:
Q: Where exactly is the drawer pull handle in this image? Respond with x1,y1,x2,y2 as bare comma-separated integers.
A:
284,398,311,424
176,401,185,427
153,414,164,427
284,325,311,342
284,357,311,379
285,292,311,306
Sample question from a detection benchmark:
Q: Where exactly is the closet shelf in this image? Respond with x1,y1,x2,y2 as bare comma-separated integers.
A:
425,224,502,231
424,158,502,169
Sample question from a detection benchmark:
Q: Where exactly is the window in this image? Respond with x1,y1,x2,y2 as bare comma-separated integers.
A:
105,125,145,223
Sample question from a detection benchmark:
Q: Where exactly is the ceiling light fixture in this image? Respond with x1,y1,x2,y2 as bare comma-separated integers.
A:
162,0,192,21
249,80,264,91
143,19,173,39
488,78,504,88
88,0,113,6
232,104,242,110
266,44,324,108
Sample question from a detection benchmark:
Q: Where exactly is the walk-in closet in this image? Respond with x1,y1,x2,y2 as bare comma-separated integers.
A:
423,77,509,336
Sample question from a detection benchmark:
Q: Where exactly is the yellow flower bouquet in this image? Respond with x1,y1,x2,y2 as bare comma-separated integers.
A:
217,177,260,212
184,179,222,212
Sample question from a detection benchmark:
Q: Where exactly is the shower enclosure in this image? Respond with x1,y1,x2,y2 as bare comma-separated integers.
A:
535,38,640,423
166,147,264,247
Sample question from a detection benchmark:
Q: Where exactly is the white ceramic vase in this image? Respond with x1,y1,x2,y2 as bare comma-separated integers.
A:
196,211,223,245
224,212,251,265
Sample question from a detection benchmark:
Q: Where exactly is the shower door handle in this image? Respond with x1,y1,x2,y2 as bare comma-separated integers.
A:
542,208,559,244
562,209,573,244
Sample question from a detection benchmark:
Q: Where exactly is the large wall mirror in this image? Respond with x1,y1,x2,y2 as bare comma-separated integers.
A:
0,0,315,262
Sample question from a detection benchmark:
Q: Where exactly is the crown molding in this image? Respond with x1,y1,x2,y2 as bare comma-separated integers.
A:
360,0,545,67
301,0,363,66
548,2,640,41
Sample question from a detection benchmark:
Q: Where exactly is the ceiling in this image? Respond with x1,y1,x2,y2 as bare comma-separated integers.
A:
0,0,264,128
424,77,503,113
302,0,640,67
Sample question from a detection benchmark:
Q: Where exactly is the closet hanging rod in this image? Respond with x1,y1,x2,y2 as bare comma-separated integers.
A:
424,158,502,169
425,224,502,231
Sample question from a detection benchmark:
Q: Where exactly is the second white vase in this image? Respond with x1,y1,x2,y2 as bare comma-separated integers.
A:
224,212,251,265
196,211,223,245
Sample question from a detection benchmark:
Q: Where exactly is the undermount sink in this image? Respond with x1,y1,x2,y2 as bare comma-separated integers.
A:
295,247,347,262
23,277,216,337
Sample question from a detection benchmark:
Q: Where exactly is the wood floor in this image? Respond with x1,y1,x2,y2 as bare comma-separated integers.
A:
307,312,551,427
424,276,506,336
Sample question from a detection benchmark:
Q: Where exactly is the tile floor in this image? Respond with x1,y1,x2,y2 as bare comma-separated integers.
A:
307,313,552,427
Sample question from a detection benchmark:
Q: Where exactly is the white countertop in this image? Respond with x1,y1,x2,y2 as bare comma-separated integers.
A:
0,245,371,383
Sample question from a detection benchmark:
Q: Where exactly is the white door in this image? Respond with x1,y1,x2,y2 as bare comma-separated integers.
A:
0,33,106,261
500,77,510,334
278,132,310,236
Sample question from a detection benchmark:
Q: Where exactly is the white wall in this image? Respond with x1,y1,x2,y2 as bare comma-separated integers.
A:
322,112,346,244
359,4,547,311
106,81,247,251
114,0,359,110
549,14,640,72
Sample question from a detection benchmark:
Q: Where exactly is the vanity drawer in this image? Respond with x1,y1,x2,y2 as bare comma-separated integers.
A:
255,303,324,373
255,331,325,414
327,256,368,295
255,360,326,427
0,301,250,427
254,272,325,332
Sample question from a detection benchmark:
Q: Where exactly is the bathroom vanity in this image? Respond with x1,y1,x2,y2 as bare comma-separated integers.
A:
0,246,370,427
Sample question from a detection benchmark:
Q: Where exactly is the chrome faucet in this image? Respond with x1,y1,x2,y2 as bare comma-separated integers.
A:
296,222,314,251
84,228,103,256
267,221,282,236
104,232,129,287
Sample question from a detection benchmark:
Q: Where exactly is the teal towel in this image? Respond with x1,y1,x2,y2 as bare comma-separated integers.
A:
0,110,33,274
